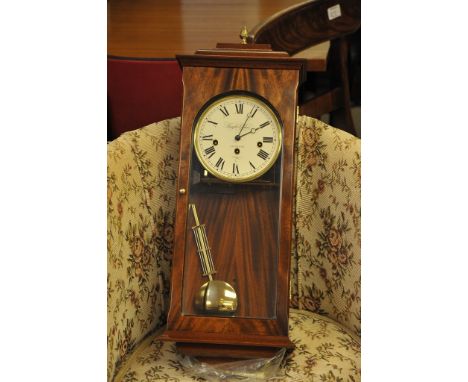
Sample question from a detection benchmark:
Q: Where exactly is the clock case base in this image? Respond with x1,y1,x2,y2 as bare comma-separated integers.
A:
162,44,306,359
159,330,294,359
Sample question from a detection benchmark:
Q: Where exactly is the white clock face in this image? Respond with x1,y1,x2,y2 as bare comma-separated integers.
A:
193,94,282,183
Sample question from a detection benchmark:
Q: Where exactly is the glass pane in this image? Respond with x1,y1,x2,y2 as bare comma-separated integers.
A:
181,151,281,319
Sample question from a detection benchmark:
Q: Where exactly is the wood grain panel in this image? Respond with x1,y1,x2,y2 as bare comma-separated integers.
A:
107,0,329,71
163,51,305,356
108,0,309,57
182,185,279,318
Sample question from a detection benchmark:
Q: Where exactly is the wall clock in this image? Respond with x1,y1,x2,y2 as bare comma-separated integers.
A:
160,43,306,359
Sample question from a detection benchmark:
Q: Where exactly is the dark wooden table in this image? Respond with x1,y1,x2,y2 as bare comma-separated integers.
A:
107,0,329,71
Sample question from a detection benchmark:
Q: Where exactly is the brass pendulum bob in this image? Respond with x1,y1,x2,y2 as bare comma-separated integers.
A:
190,203,238,315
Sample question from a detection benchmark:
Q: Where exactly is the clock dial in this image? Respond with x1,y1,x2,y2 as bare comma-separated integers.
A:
193,93,282,182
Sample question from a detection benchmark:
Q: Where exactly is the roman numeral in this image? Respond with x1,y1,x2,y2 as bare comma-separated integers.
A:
202,134,213,140
232,163,239,174
219,106,229,117
249,107,258,118
249,161,256,169
257,149,269,160
207,120,218,125
263,137,273,143
235,103,244,114
215,157,225,170
204,146,215,158
259,121,271,129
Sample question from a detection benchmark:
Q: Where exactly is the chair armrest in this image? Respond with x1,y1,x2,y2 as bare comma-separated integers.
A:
292,116,361,336
107,118,180,380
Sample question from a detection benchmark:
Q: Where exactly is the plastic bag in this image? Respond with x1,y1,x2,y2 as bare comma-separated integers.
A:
180,348,287,381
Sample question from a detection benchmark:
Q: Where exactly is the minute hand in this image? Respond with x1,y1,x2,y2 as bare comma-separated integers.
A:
235,115,251,140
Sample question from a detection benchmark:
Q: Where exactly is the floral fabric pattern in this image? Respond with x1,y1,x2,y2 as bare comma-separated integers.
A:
293,117,361,336
107,116,361,382
114,310,360,382
107,119,180,380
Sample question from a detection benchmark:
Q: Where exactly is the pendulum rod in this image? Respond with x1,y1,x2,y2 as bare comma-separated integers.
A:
190,204,216,281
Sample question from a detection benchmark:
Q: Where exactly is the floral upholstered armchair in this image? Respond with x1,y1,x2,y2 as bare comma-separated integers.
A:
107,116,361,381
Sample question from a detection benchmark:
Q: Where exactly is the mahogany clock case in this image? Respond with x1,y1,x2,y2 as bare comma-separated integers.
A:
161,48,306,356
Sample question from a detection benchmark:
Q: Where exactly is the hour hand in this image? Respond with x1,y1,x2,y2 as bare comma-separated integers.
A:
239,127,258,139
239,121,270,138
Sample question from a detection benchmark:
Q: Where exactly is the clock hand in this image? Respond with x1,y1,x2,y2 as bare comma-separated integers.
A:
235,114,251,141
239,121,270,138
239,127,259,138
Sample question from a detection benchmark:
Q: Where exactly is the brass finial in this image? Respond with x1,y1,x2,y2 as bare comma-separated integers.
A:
239,26,248,44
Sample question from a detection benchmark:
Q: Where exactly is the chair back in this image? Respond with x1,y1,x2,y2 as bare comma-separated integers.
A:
248,0,360,55
107,57,183,140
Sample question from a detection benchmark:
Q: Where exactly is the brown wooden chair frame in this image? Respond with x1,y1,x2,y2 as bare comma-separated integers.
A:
248,0,360,136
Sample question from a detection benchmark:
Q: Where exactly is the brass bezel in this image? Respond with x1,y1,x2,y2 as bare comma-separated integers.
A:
193,92,283,183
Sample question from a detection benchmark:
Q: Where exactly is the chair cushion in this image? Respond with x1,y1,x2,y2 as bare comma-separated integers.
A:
114,309,360,382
